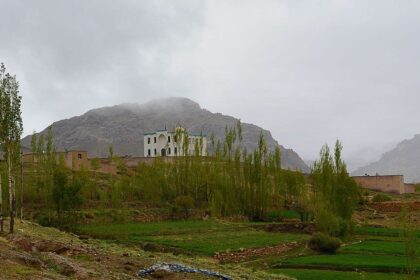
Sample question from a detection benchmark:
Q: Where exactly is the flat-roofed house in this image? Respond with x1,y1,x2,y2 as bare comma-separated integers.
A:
22,150,89,171
353,175,415,194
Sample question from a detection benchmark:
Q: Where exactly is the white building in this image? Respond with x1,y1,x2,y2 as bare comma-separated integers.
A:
143,127,207,157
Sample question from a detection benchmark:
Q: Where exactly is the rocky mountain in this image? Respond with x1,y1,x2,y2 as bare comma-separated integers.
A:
352,134,420,183
21,97,309,172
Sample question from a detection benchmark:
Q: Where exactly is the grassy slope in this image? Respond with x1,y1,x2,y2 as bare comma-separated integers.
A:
77,220,308,256
0,220,292,280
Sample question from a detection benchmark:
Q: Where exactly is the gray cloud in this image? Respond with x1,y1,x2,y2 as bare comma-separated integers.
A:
1,0,420,170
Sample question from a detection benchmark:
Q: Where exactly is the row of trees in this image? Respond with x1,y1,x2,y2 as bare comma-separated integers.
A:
0,63,23,234
22,120,361,227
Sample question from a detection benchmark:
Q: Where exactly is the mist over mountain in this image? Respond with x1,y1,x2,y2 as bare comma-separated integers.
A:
21,97,309,172
344,141,399,172
352,134,420,183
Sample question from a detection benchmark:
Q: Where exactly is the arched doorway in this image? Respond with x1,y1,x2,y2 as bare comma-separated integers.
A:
161,148,166,157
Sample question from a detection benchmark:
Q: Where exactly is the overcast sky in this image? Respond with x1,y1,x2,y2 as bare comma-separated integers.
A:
1,0,420,170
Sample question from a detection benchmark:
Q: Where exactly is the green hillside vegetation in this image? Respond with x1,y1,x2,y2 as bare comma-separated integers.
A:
77,220,308,256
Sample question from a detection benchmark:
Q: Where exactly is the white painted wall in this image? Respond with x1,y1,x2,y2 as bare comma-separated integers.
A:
143,129,207,157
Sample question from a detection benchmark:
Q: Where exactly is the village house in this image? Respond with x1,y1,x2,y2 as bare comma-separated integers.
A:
143,127,207,157
353,175,415,194
22,150,89,171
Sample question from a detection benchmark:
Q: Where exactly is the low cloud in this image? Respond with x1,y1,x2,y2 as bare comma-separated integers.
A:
1,0,420,169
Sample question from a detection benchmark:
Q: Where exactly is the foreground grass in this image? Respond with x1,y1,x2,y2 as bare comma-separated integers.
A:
341,240,410,255
137,230,306,256
355,226,420,238
278,254,419,272
1,220,292,280
272,269,409,280
78,220,308,256
78,220,238,238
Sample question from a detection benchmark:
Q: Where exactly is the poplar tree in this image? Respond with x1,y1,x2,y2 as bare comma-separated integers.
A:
311,140,359,236
0,63,23,234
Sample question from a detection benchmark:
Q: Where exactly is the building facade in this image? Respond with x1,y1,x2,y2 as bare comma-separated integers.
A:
143,127,207,157
22,150,89,171
353,175,415,194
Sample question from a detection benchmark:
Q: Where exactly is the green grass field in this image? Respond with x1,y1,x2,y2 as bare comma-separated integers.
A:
137,230,306,255
272,269,408,280
341,240,409,255
279,254,419,272
355,226,420,238
78,220,236,238
78,221,419,278
77,220,308,255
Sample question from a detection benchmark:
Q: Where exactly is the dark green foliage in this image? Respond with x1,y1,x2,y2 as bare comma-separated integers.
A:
174,195,195,218
52,168,83,224
0,63,23,233
399,207,418,276
415,183,420,193
311,141,360,237
308,232,341,254
121,122,307,221
372,193,392,202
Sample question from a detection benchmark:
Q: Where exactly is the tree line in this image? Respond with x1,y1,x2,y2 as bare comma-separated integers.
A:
0,63,23,234
0,61,361,240
23,118,361,240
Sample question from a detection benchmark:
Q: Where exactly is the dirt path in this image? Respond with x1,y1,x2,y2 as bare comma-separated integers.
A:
214,242,300,263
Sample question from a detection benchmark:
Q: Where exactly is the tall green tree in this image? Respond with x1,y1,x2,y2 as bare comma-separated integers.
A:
311,140,359,236
0,63,23,234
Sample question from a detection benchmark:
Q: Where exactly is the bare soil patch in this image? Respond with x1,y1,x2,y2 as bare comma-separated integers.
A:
214,241,300,263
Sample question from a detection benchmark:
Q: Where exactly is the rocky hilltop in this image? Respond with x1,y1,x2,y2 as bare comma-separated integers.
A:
22,97,309,172
352,134,420,183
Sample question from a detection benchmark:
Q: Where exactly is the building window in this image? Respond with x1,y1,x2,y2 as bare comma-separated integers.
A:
174,147,177,155
168,148,171,155
168,136,171,143
148,137,150,144
154,149,157,155
154,137,157,143
78,153,82,159
148,149,151,156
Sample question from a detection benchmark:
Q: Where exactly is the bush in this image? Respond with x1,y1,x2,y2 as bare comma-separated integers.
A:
372,193,392,202
37,212,53,227
314,208,340,236
308,232,341,254
174,195,195,218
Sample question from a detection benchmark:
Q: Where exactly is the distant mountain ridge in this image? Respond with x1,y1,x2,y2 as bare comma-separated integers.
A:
352,134,420,183
21,97,309,172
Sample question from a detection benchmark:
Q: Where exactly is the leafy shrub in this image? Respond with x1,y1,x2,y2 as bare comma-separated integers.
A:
337,218,354,238
314,208,340,236
174,195,195,218
308,232,341,254
372,193,392,202
37,212,53,227
263,210,301,222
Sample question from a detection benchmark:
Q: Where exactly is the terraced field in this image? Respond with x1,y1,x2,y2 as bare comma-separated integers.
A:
78,220,308,256
271,225,419,279
77,222,419,279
